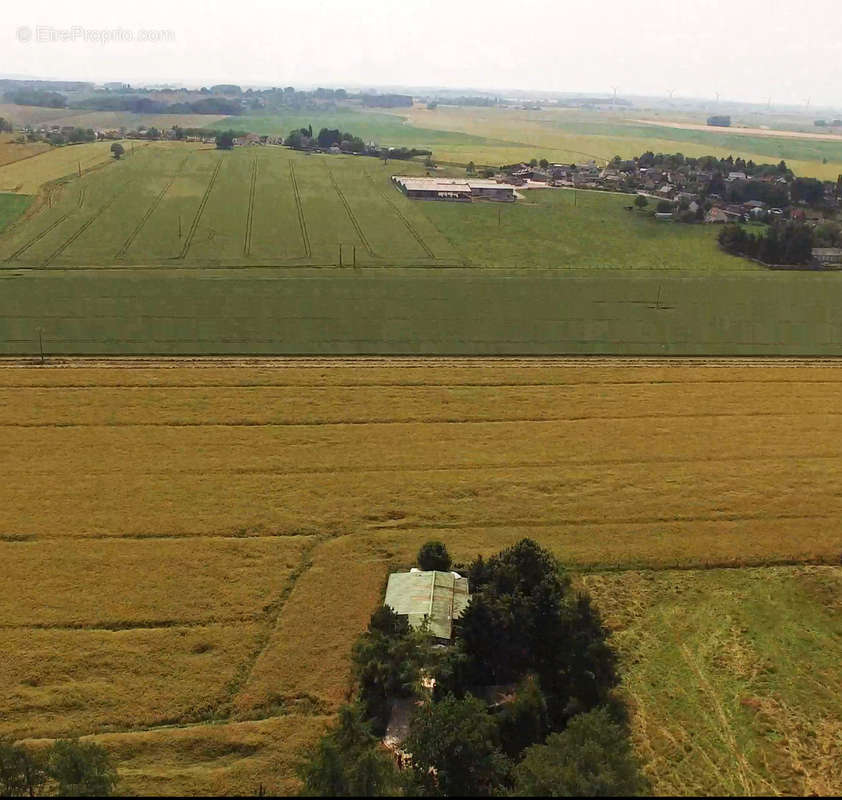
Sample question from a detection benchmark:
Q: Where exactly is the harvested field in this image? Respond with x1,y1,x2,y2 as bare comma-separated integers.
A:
0,141,120,194
3,361,842,794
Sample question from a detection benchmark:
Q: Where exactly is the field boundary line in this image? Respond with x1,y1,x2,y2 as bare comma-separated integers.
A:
116,154,190,260
365,173,434,258
4,214,69,262
243,159,258,257
227,536,322,712
179,158,222,259
288,162,311,257
327,168,374,256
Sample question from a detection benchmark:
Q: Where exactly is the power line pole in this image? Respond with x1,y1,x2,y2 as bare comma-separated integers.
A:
339,244,343,267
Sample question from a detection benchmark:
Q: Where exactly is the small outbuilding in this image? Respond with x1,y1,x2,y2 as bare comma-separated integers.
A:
384,569,470,641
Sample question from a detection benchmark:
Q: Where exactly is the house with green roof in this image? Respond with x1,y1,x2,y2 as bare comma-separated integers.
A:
383,569,470,641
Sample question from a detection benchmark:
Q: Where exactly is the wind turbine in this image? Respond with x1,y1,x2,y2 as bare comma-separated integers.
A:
610,86,618,108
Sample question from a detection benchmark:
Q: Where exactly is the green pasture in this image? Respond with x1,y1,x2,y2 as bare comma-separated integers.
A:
0,144,743,270
3,266,842,355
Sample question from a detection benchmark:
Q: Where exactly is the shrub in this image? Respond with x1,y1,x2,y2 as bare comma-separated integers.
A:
417,541,451,572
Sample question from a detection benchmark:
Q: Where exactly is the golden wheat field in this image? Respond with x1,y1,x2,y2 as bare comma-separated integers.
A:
2,360,842,795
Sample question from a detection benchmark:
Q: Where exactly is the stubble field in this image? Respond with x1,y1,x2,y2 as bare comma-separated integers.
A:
2,360,842,795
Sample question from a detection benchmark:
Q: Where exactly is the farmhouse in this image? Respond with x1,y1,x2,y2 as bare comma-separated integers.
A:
392,176,516,202
383,569,470,641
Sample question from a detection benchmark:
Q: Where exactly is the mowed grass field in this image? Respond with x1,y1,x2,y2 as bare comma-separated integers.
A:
2,362,842,795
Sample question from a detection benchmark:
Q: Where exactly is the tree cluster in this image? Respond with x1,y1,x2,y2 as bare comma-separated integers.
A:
25,128,96,146
719,221,815,265
0,738,117,797
299,539,646,797
70,95,243,116
3,90,67,108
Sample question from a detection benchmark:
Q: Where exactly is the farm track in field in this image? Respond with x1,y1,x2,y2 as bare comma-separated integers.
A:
4,214,69,262
43,188,129,266
366,173,434,258
327,168,374,256
3,355,842,370
243,159,257,257
116,154,189,260
288,162,311,257
179,159,222,259
77,188,86,209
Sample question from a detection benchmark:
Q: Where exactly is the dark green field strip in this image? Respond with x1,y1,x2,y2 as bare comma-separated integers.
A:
4,268,842,355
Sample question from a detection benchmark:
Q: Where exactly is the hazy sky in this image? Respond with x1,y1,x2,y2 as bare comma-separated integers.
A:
4,0,842,107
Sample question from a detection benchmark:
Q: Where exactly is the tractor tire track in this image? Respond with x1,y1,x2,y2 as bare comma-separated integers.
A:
4,214,69,262
179,159,222,259
116,154,190,260
366,173,434,258
43,187,129,266
288,162,311,257
243,159,258,256
327,168,374,256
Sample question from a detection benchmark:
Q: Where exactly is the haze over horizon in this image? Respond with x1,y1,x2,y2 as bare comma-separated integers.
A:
3,0,842,108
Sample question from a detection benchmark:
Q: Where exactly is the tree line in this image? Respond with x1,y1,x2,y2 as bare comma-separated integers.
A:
299,539,647,797
718,221,815,265
0,738,117,797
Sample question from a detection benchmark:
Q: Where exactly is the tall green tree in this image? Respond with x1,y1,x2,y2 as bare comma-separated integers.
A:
512,707,647,797
47,739,117,797
0,741,48,797
405,694,511,797
352,606,427,732
298,704,398,797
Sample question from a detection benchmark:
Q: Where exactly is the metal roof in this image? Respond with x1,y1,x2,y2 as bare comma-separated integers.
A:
384,570,470,640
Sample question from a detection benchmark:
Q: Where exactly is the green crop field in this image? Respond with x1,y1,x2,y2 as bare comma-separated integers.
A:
0,134,842,356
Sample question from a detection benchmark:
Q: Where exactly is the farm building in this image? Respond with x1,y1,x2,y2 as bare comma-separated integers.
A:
392,176,516,202
383,569,470,640
467,179,518,201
